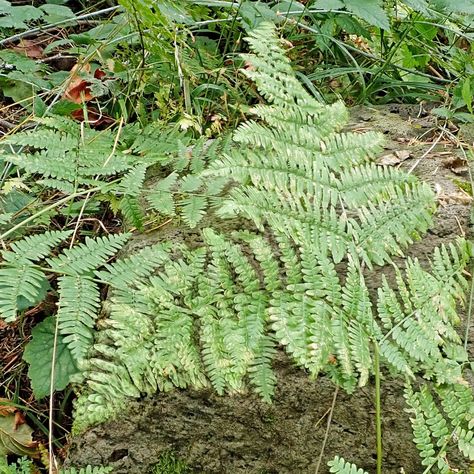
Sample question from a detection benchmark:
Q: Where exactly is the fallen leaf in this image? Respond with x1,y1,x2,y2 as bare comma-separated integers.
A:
63,63,92,104
12,39,43,59
0,413,39,457
444,156,469,175
378,149,411,166
63,63,107,105
0,399,16,416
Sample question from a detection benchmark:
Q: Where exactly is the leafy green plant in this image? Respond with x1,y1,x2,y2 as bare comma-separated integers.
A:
0,456,35,474
0,230,147,397
67,22,472,472
328,456,369,474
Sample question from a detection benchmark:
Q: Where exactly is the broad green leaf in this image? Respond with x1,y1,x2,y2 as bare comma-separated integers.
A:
23,317,79,400
0,414,38,457
343,0,390,30
39,4,75,22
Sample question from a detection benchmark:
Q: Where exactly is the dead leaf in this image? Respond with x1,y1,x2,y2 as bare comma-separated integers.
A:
0,399,16,416
444,156,469,175
377,150,411,166
63,63,92,104
14,411,26,429
63,64,106,104
0,413,39,457
435,183,473,204
12,39,43,59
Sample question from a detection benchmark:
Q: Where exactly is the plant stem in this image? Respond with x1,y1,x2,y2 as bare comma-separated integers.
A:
374,342,382,474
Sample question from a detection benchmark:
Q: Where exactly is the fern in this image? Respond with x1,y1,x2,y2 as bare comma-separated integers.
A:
71,23,472,472
404,382,474,471
0,230,72,321
145,135,233,228
0,117,184,231
205,23,434,266
327,456,369,474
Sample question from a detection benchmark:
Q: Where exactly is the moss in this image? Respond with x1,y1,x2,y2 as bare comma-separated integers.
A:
151,452,190,474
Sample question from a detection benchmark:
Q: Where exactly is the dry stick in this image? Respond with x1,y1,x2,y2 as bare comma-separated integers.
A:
314,386,339,474
407,121,447,174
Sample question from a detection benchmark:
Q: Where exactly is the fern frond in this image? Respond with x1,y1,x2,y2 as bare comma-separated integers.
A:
57,276,101,362
0,265,46,322
95,242,171,289
328,456,369,474
0,231,71,321
404,383,450,472
147,172,178,216
119,195,144,230
47,234,130,276
180,195,207,228
3,230,72,263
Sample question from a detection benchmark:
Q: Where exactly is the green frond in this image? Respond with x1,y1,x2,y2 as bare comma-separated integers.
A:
119,195,144,230
327,456,369,474
180,195,207,228
0,231,72,321
57,276,101,362
95,242,171,289
118,164,148,194
437,384,474,460
147,172,178,216
404,383,451,472
3,230,72,263
376,248,469,383
47,234,131,276
0,264,47,322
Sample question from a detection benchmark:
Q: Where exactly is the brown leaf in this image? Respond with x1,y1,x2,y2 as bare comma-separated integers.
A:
63,63,92,104
12,39,43,59
63,63,107,105
444,156,469,175
0,399,16,416
14,411,26,429
0,413,39,457
378,149,412,166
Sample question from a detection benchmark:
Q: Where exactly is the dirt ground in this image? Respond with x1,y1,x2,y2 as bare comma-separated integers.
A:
66,105,473,474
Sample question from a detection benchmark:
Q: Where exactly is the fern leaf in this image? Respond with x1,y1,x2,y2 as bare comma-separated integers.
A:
47,234,130,276
180,195,207,228
95,243,171,289
57,276,101,362
147,172,178,216
0,265,46,322
328,456,369,474
3,230,72,263
119,195,144,230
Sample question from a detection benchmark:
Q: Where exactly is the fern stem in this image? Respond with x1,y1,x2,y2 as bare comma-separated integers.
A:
374,342,382,474
464,254,474,351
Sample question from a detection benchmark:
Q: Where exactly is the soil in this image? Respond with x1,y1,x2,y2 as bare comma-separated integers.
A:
65,105,473,474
